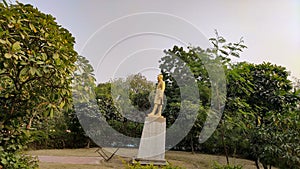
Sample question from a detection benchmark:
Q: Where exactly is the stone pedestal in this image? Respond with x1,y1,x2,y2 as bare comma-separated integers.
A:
135,116,167,165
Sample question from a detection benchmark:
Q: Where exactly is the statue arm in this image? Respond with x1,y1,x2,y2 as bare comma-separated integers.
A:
161,81,165,92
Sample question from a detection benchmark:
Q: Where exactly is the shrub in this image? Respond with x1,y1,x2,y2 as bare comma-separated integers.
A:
212,161,243,169
124,161,185,169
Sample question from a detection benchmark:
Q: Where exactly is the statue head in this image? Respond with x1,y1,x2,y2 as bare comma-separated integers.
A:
157,74,163,81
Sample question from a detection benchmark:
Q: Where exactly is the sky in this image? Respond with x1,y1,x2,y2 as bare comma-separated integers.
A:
16,0,300,83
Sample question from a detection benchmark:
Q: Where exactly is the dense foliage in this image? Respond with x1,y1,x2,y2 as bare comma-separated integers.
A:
28,55,97,150
224,62,300,169
95,74,154,139
0,1,77,168
158,33,299,169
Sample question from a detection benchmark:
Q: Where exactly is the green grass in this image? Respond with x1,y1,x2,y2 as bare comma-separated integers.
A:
26,148,276,169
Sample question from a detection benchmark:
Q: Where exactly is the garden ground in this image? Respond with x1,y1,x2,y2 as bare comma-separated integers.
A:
26,148,275,169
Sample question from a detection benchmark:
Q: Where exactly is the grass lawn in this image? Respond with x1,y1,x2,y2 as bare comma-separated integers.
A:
26,148,273,169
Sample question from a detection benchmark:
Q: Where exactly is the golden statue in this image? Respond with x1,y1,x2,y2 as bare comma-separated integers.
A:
148,74,165,117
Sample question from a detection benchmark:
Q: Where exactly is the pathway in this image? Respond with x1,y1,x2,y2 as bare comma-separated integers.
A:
38,155,102,164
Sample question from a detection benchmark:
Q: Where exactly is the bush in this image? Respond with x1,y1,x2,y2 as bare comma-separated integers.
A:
212,161,243,169
124,161,185,169
0,120,39,168
0,151,38,169
28,111,92,149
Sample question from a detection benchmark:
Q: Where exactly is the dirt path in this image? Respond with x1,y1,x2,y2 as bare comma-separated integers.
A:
38,156,102,164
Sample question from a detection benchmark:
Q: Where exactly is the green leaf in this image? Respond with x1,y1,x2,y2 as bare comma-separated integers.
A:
8,23,14,28
41,53,47,60
55,58,61,65
59,100,65,108
3,62,9,68
35,69,42,77
20,32,25,39
239,44,247,48
36,61,44,65
1,158,8,165
43,111,49,117
4,53,12,59
20,67,29,76
218,37,226,43
12,54,19,59
211,41,217,48
43,67,49,73
50,108,54,118
231,52,240,58
29,67,36,75
5,93,9,98
29,23,37,33
0,39,6,44
2,0,8,7
219,49,228,56
12,42,21,51
20,61,28,65
53,53,59,59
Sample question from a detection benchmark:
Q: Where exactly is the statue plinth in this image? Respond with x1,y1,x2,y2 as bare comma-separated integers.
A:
135,116,167,165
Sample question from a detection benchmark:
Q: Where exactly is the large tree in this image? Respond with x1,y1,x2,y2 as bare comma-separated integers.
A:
159,31,246,153
0,1,77,168
225,62,300,169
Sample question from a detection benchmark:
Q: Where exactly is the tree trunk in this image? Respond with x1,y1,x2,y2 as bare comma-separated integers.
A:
86,138,90,149
191,136,195,154
255,159,260,169
262,162,268,169
221,125,229,165
216,79,229,165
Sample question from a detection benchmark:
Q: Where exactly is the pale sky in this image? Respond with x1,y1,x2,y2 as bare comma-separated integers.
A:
16,0,300,82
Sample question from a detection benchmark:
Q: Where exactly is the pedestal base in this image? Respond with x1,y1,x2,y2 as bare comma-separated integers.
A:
136,116,166,165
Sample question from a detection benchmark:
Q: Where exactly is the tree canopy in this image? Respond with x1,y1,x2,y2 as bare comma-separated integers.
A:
0,1,77,168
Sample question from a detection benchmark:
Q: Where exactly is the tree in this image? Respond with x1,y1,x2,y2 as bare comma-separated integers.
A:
159,31,247,155
26,55,96,150
0,1,77,168
128,74,155,112
225,62,300,169
94,74,155,139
